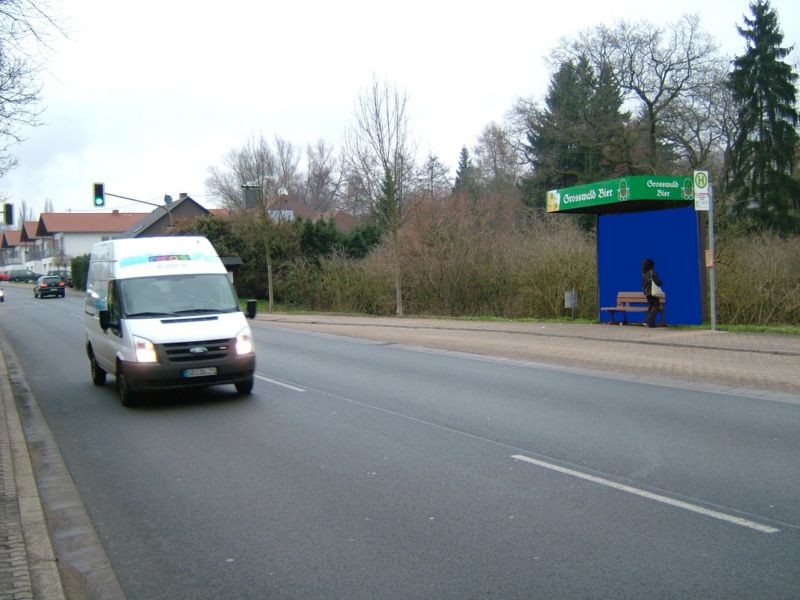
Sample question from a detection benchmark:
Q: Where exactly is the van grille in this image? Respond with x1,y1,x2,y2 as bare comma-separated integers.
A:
161,339,232,364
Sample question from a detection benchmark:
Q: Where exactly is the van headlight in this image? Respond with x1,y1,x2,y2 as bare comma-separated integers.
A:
133,336,158,363
236,327,253,355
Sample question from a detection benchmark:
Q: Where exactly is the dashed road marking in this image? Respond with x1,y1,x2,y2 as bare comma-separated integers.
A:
511,454,780,534
255,374,305,392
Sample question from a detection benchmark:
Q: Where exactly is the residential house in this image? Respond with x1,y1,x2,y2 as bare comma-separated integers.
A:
2,192,356,276
0,226,33,267
2,194,219,274
261,195,358,232
28,211,147,273
121,193,213,237
265,195,319,222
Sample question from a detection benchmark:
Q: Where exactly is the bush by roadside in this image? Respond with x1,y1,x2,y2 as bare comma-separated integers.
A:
716,230,800,326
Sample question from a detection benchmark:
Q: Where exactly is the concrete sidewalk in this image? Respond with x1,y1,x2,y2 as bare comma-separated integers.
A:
0,343,66,599
0,338,124,600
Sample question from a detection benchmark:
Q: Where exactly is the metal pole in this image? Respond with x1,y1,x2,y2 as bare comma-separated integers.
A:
708,182,717,331
104,192,173,229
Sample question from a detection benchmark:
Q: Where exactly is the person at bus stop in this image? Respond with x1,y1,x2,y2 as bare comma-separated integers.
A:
641,258,663,328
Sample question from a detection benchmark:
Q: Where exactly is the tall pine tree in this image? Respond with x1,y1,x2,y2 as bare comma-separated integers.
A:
520,56,627,211
727,0,799,232
452,146,480,198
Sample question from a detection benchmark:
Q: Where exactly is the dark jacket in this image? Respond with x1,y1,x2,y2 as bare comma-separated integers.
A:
642,269,662,297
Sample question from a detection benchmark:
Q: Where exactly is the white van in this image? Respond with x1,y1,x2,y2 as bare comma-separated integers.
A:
84,236,256,406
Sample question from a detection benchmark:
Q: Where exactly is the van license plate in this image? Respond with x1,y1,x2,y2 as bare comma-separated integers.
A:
183,367,217,378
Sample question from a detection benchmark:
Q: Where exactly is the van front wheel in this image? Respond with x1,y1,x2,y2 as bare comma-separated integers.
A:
235,378,254,395
117,367,139,407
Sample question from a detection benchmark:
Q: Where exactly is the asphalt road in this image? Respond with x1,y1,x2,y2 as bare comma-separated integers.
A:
1,284,799,599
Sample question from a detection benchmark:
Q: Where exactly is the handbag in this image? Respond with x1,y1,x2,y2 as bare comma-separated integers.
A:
649,271,665,299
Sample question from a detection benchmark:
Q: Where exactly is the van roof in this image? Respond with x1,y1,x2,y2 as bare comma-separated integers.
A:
91,236,226,278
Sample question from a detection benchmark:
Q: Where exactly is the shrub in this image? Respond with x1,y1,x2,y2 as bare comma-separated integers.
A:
71,254,90,290
716,230,800,325
297,197,597,319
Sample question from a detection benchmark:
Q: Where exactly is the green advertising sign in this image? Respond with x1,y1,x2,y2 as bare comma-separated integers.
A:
546,175,694,213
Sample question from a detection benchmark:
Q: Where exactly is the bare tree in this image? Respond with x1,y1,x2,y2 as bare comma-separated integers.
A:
273,136,301,195
506,96,539,165
17,198,31,223
556,14,719,173
345,77,416,316
301,139,343,213
0,0,61,177
659,61,735,170
205,135,282,309
414,153,451,201
303,139,343,213
339,162,372,216
474,122,519,197
206,135,279,210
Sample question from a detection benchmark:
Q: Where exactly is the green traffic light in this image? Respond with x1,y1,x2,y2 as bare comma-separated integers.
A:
93,183,105,207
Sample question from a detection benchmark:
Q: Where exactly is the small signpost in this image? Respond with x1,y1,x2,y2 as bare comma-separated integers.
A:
694,170,716,330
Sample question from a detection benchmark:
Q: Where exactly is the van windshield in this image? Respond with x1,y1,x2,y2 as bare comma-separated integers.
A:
119,274,240,318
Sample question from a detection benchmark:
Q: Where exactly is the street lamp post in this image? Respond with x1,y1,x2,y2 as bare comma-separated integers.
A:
242,183,275,312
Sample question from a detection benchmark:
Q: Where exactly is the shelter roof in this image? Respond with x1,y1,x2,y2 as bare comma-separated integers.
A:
546,175,696,215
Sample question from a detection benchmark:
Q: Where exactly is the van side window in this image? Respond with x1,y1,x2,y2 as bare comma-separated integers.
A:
107,281,121,325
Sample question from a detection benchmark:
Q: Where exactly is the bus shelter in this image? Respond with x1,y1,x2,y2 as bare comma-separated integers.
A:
547,175,703,325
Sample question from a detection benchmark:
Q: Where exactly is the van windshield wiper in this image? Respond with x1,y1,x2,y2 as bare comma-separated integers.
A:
126,311,176,318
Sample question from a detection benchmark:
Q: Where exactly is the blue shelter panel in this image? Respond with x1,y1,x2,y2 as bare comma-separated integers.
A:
598,206,703,325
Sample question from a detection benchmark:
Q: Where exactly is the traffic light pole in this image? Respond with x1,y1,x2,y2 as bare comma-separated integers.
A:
104,192,174,229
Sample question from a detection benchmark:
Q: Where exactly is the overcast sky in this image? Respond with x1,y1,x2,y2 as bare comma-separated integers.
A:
1,0,798,218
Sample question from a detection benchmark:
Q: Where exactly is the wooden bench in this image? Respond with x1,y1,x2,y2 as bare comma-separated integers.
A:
601,291,667,325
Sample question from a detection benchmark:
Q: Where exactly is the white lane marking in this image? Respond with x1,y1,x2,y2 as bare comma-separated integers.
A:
254,374,305,392
511,454,780,534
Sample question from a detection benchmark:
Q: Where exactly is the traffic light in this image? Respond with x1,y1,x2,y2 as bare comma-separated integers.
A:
3,203,12,225
93,183,105,207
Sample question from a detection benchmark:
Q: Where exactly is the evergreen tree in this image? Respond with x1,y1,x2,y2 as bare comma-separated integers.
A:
586,63,629,177
375,169,399,231
342,221,383,259
520,57,627,210
299,218,341,263
377,168,405,315
452,146,479,197
727,0,799,232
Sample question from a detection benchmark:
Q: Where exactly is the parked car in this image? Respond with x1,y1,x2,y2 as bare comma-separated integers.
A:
47,269,73,287
9,269,41,283
0,272,10,282
0,288,4,302
34,275,66,299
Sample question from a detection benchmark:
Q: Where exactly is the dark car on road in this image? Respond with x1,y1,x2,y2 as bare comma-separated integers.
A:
47,269,73,287
34,275,66,298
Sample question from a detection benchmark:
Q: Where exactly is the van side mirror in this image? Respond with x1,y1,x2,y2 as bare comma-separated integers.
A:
99,310,111,331
245,299,257,319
